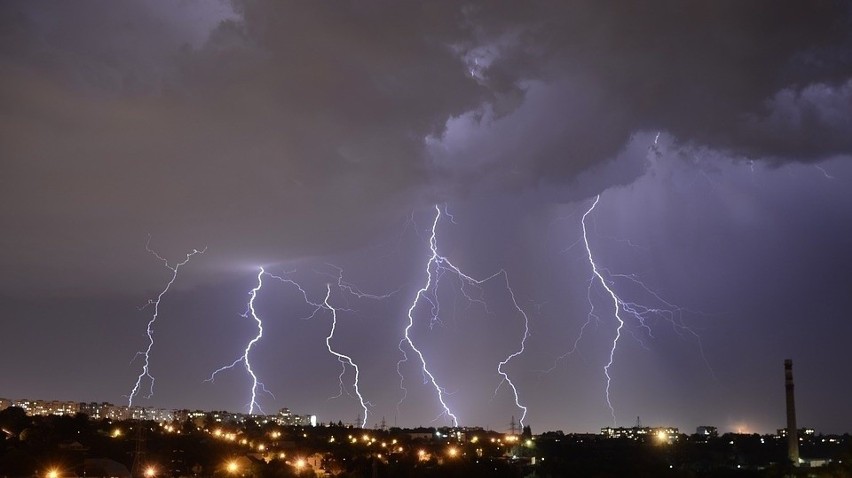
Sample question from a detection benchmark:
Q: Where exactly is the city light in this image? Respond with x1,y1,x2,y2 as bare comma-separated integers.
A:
46,468,59,478
447,446,458,458
144,466,156,478
226,461,239,474
294,458,305,470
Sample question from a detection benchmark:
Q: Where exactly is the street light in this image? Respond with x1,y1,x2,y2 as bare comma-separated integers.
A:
46,468,59,478
144,466,156,478
226,460,239,475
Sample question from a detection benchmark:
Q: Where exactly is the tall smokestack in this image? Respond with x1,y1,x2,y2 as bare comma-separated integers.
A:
784,359,799,465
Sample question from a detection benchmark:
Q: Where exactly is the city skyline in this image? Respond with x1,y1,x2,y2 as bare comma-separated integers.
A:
2,1,852,436
0,395,839,439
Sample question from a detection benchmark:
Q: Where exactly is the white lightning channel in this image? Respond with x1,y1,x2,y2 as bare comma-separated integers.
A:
322,284,370,427
128,238,205,406
398,204,530,426
581,195,624,425
494,273,531,426
207,267,270,414
397,205,459,425
579,194,712,425
265,266,384,422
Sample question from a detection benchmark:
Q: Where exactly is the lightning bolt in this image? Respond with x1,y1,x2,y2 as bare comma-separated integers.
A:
322,284,370,427
494,274,531,426
128,237,205,406
397,205,530,426
263,266,384,426
580,194,712,425
206,268,271,414
581,195,625,424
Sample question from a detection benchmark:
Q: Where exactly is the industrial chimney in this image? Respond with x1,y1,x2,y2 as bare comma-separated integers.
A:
784,359,799,465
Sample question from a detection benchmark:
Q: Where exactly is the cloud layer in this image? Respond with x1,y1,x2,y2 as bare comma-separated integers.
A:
1,0,850,296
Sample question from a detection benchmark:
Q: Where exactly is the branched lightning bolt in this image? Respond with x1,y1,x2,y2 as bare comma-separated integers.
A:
397,206,459,425
580,194,712,425
322,284,370,427
207,268,271,414
494,274,531,426
581,196,624,425
128,238,205,406
397,205,530,426
263,266,382,425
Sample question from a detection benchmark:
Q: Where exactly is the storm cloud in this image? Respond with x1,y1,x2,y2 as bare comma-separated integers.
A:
2,1,850,295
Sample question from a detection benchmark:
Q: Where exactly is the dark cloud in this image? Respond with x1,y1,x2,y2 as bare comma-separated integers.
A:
430,1,852,185
2,1,851,295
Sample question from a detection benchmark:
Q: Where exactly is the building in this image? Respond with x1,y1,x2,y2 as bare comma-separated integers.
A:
274,408,315,427
601,426,680,443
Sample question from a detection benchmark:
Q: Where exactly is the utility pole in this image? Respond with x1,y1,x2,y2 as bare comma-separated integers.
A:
131,421,146,478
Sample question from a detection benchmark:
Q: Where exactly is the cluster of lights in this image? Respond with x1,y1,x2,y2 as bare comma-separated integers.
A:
160,424,181,434
54,429,552,478
210,428,242,443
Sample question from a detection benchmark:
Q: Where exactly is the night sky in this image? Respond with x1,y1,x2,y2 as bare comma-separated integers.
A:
2,1,852,435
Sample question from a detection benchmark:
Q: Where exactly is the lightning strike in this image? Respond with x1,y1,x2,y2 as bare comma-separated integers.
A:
581,195,624,425
128,238,205,406
494,275,531,426
322,284,370,427
398,205,530,426
579,195,711,425
207,268,270,414
265,266,384,424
